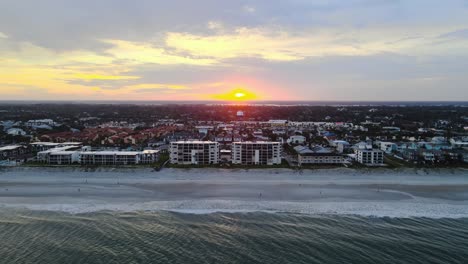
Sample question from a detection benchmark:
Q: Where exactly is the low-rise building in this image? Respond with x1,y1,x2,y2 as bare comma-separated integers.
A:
170,141,219,165
298,153,345,165
356,149,384,166
37,146,82,162
80,150,159,165
232,141,281,165
0,145,29,160
31,142,82,152
48,151,80,165
295,145,345,165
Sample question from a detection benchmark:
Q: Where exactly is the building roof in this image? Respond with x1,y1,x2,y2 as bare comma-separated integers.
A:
233,141,280,144
171,141,218,144
31,142,60,146
300,152,343,157
356,148,383,153
49,151,79,155
0,145,24,151
80,150,158,156
37,146,79,154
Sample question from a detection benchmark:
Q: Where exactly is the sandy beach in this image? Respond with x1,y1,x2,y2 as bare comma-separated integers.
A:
0,167,467,217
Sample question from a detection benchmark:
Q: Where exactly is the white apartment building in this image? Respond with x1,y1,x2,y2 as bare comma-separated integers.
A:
48,151,80,165
170,141,219,165
80,150,159,165
38,149,159,165
298,153,345,165
37,146,82,162
232,141,281,165
31,142,82,152
356,149,384,165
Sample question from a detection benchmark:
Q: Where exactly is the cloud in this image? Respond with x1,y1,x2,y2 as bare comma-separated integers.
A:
102,39,217,65
439,28,468,39
72,73,140,80
123,83,189,90
133,88,181,94
207,21,223,31
243,5,256,13
0,0,468,100
166,26,426,62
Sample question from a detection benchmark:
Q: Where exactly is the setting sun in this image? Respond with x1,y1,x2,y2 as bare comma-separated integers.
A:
212,87,258,101
234,92,246,98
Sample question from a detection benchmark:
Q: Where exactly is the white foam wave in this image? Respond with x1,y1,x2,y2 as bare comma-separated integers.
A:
3,199,468,219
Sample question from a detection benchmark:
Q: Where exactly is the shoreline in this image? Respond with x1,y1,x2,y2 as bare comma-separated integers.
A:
0,167,467,218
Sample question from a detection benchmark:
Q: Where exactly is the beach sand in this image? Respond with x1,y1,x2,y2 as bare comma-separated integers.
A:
0,167,467,217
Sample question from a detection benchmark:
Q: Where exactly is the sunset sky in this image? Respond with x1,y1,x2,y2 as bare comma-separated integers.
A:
0,0,467,101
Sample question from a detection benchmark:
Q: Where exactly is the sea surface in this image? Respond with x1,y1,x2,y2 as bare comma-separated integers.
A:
0,210,467,264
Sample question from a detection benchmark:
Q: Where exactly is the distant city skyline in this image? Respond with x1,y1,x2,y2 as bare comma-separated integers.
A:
1,0,467,101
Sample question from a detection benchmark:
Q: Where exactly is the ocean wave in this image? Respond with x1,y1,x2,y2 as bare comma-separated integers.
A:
3,199,468,219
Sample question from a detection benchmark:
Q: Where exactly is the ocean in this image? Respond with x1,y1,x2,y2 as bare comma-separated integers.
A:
0,210,467,264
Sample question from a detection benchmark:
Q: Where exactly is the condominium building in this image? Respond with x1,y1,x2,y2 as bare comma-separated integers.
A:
295,145,345,165
170,141,220,165
356,149,384,165
80,150,159,165
48,151,80,165
298,153,345,165
232,141,281,165
37,146,82,162
31,142,82,152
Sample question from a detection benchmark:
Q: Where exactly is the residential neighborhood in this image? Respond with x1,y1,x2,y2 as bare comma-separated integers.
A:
0,103,467,168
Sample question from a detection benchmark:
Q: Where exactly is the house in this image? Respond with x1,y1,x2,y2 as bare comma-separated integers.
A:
329,140,350,153
287,135,306,145
26,119,55,127
421,151,435,162
379,142,397,153
6,128,27,136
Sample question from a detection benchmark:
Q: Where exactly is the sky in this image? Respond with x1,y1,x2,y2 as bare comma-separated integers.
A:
0,0,467,101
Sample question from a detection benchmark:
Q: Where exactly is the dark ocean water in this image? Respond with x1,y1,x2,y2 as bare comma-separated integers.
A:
0,210,467,264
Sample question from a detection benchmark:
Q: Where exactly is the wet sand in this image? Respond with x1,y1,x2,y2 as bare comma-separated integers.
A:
0,167,467,217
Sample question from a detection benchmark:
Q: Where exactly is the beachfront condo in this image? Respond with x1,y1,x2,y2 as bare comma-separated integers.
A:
232,141,282,165
170,141,220,165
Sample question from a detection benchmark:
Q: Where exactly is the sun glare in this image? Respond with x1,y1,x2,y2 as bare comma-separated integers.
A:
234,92,246,98
217,88,257,101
